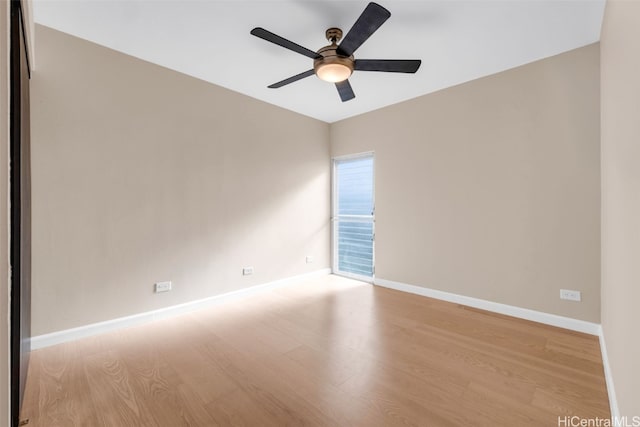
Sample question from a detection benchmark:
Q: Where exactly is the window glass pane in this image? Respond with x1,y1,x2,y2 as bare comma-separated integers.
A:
336,157,373,216
337,221,373,277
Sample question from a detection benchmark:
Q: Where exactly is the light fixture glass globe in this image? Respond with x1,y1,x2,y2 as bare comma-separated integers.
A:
316,63,352,83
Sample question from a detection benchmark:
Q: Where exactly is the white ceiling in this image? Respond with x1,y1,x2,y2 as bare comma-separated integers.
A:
33,0,605,123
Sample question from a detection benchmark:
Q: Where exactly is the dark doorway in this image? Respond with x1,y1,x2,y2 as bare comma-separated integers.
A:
10,0,32,426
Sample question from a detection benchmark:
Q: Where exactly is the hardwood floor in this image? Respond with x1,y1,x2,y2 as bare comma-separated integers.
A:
20,275,610,426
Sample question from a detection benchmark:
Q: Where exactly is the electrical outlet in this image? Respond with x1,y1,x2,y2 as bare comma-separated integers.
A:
242,267,254,276
560,289,581,302
306,256,314,264
155,281,172,293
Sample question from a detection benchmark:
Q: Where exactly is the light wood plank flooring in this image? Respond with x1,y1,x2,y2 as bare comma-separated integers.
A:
21,275,610,426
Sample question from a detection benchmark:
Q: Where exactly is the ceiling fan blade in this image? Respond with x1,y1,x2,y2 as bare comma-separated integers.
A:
335,80,355,102
251,27,322,60
355,59,422,73
337,2,391,57
268,69,316,89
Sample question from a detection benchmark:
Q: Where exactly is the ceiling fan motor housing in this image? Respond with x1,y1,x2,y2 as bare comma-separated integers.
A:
314,28,354,82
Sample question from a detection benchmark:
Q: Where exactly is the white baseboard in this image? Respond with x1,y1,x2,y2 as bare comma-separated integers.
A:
374,277,601,335
31,268,331,350
598,327,620,419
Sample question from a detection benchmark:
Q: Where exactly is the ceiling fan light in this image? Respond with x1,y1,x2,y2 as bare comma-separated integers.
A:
316,63,352,83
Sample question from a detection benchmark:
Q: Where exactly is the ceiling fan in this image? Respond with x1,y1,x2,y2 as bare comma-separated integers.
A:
250,2,421,102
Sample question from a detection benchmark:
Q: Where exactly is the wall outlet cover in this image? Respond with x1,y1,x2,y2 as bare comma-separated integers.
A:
560,289,581,302
155,281,172,293
243,267,254,276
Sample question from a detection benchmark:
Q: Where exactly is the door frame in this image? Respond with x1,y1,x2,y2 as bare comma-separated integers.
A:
10,0,31,425
331,151,375,283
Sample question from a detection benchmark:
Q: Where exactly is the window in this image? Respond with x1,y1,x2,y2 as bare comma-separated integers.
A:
332,153,374,280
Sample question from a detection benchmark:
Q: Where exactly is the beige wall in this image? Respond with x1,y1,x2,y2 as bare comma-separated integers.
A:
332,44,601,322
31,25,330,335
600,0,640,417
1,1,10,423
